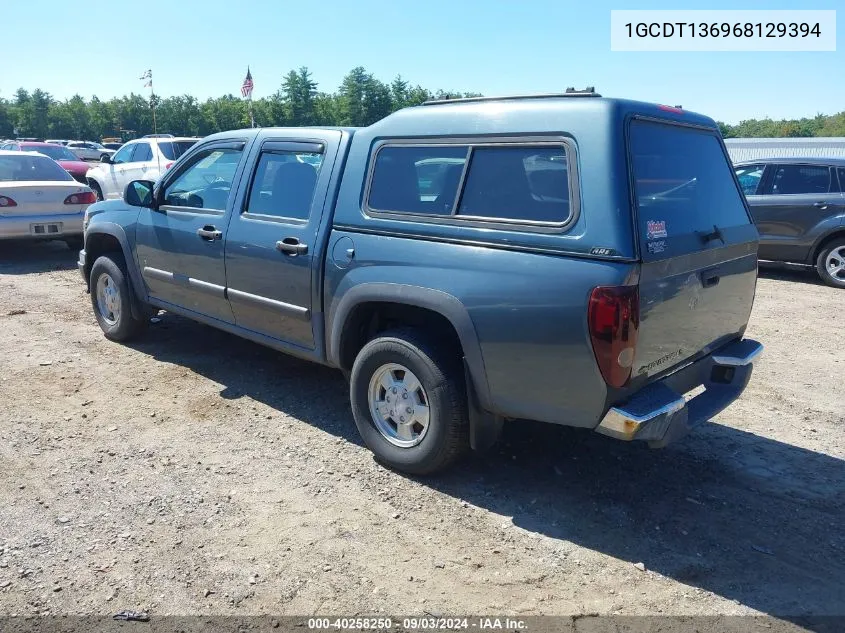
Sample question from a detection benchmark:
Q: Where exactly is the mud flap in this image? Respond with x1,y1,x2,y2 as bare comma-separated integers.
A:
464,358,503,452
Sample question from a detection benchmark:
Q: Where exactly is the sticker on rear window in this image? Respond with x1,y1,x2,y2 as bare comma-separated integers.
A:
647,240,666,254
646,219,667,239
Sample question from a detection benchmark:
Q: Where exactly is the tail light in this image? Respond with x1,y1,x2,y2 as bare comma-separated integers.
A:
0,195,17,207
64,191,97,205
588,285,640,388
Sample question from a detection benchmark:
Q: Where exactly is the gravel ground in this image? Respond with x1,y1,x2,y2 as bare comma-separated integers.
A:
0,241,842,624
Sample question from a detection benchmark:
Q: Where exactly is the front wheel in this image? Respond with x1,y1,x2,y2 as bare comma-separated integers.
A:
349,329,469,475
89,253,148,341
816,238,845,288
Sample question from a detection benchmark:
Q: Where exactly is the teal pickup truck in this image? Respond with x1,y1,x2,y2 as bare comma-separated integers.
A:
78,92,763,475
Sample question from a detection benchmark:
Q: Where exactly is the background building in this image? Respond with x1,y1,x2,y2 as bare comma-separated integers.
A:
724,137,845,163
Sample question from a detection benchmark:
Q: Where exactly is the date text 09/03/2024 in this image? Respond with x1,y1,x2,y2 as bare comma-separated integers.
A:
307,617,527,630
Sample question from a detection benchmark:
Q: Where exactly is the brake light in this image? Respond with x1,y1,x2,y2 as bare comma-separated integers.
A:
64,191,97,205
658,104,684,114
0,195,17,207
588,285,640,388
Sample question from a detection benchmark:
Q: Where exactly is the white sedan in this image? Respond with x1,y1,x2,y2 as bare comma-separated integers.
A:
0,150,97,249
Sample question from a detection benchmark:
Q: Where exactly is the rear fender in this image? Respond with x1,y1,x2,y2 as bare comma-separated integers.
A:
807,221,845,265
327,283,492,411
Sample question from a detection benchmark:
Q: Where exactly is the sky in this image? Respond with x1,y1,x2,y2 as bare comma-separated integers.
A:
0,0,841,124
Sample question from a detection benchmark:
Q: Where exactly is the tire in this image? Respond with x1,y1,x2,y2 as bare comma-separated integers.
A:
89,180,104,201
349,328,469,475
815,238,845,289
64,236,84,251
89,253,148,341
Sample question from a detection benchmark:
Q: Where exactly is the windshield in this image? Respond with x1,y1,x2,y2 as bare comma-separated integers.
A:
25,145,77,161
158,140,197,160
0,154,74,181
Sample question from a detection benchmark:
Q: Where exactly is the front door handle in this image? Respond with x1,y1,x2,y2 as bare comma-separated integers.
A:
276,237,308,255
197,225,223,241
813,201,829,209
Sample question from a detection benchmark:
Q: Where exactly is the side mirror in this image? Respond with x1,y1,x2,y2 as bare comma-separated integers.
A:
124,180,156,208
100,154,113,164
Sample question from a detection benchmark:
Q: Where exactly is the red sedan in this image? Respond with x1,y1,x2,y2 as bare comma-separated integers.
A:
0,141,91,183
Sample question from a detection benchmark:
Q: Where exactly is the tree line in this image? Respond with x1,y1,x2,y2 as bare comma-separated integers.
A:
1,65,843,140
719,114,845,138
0,67,480,141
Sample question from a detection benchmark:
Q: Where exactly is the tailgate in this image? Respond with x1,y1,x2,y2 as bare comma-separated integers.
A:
628,118,759,380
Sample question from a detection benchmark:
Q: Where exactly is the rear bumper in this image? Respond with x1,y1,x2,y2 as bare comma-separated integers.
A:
0,211,84,240
595,338,763,447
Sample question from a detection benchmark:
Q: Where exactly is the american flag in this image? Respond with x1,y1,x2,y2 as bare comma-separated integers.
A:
241,67,254,99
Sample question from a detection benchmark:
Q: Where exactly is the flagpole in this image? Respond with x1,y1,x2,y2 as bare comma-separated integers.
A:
150,78,158,137
249,92,255,128
141,69,161,175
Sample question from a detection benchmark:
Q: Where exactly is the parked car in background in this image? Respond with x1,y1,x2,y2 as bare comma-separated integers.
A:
0,140,91,183
85,134,199,200
102,142,123,151
78,94,763,475
45,139,70,146
67,141,115,162
0,150,96,249
735,157,845,288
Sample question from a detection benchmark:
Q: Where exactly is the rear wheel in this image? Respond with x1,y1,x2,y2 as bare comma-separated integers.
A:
816,238,845,288
88,180,104,201
349,328,469,475
89,253,148,341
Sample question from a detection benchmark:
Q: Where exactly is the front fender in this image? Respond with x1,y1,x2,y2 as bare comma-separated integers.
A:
84,221,147,312
327,282,492,410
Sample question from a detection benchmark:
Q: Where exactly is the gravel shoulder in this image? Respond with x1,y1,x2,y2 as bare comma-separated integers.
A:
0,242,843,621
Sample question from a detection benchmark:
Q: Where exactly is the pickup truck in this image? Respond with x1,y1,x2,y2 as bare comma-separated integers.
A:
78,92,764,475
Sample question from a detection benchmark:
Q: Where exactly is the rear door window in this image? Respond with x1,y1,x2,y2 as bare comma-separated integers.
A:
245,150,324,220
132,142,153,162
629,119,752,259
769,164,835,195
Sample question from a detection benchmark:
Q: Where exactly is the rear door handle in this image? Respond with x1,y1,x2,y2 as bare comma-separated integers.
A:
197,225,223,241
813,201,829,209
276,237,308,255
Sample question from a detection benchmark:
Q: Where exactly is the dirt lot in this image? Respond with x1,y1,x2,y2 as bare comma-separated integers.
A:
0,241,843,622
